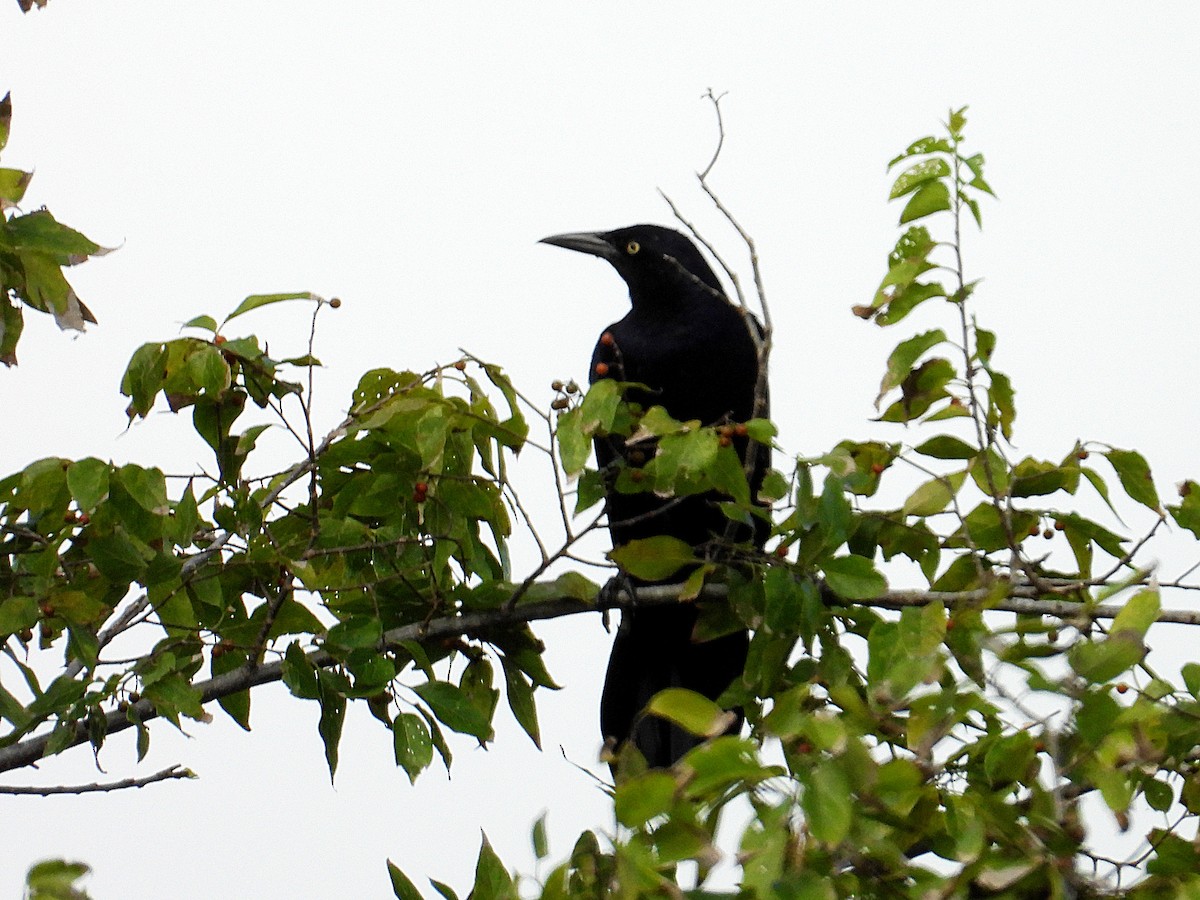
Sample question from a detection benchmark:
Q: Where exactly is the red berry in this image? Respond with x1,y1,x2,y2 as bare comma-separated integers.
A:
870,463,885,475
453,360,466,371
734,423,749,438
329,297,342,309
1116,683,1129,694
214,335,227,346
718,435,732,448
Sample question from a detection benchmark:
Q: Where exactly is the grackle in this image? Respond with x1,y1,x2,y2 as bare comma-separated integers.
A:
541,224,769,767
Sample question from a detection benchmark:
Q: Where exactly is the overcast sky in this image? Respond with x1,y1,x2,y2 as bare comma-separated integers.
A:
2,4,1199,897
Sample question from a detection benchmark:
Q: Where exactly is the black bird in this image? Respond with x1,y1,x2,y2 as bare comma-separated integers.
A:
541,224,769,767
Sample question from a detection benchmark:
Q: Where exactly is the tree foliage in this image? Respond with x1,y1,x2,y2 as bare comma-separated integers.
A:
6,90,1200,898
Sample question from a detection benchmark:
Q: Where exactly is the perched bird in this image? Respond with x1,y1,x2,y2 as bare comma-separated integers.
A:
541,224,769,767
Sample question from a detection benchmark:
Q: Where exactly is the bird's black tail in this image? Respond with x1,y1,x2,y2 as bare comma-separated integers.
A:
600,604,748,768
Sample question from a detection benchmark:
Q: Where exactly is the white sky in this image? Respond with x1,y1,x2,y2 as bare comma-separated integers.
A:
2,3,1199,897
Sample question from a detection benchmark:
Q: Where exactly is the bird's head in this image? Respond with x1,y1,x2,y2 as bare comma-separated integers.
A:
540,224,725,309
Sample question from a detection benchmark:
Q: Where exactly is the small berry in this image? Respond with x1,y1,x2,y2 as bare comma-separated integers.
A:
565,381,579,395
1180,482,1193,498
594,362,610,377
1054,519,1065,531
39,602,55,617
551,397,570,411
870,463,885,475
18,628,33,642
1077,449,1089,460
453,359,466,371
78,513,90,526
329,297,342,309
774,545,788,559
129,691,141,703
1116,683,1129,694
945,618,955,631
551,379,564,391
718,424,734,437
1034,740,1046,753
734,423,749,438
1027,524,1039,537
64,511,77,524
1047,629,1059,643
718,435,732,448
1042,528,1054,539
599,332,615,347
629,470,644,483
796,740,812,754
214,335,227,346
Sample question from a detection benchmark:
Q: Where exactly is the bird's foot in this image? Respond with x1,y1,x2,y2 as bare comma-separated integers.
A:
599,573,638,609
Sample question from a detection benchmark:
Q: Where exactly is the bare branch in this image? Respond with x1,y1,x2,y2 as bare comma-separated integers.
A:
0,764,193,795
3,573,1195,775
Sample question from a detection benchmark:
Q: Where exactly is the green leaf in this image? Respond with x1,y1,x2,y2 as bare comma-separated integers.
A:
471,833,515,900
66,458,109,509
902,470,965,517
889,157,951,199
822,555,886,600
615,770,677,827
887,135,953,167
387,860,425,900
413,681,493,743
1104,448,1161,513
805,759,852,845
1111,588,1160,639
183,314,218,332
1069,633,1145,684
1145,778,1174,813
899,180,952,224
25,860,92,898
393,713,434,784
316,669,347,781
645,688,731,738
0,167,32,205
987,371,1016,440
913,434,977,460
877,329,947,406
531,813,549,861
223,291,316,324
608,535,695,582
554,407,589,476
281,642,319,699
1169,481,1200,538
500,655,541,749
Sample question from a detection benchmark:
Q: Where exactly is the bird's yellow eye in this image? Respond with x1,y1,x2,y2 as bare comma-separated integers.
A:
625,241,640,255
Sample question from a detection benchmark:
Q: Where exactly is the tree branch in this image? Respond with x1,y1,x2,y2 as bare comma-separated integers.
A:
0,764,193,794
0,574,1191,775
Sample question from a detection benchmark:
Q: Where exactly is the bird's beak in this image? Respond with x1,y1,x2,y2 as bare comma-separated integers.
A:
538,231,620,262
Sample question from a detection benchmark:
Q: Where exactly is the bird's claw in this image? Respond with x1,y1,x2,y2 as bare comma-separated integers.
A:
599,573,638,608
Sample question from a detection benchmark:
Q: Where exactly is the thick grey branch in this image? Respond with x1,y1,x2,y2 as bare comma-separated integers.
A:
1,577,1193,775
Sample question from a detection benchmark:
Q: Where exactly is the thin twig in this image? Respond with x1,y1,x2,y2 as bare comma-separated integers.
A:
0,764,194,795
